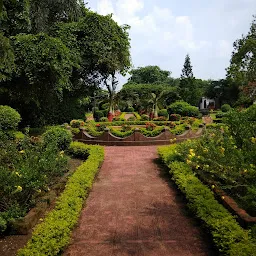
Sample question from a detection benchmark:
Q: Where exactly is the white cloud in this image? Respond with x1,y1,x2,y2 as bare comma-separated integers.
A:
96,0,114,16
91,0,254,83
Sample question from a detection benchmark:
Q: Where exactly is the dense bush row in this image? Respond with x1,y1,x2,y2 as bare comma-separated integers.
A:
168,101,200,117
0,106,72,233
158,145,256,255
18,142,104,255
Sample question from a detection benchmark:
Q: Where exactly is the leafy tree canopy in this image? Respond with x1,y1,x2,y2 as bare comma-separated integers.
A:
128,65,171,84
227,16,256,84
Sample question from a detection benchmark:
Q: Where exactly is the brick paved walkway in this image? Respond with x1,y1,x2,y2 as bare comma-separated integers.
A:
64,146,213,256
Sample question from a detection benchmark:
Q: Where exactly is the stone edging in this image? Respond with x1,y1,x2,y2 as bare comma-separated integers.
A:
73,125,205,146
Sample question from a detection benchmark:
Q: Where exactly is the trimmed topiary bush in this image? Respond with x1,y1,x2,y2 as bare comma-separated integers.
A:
0,105,21,130
94,110,104,122
168,101,199,117
221,104,232,112
158,109,169,119
127,107,134,112
169,114,181,121
100,117,109,122
42,127,72,150
141,114,149,121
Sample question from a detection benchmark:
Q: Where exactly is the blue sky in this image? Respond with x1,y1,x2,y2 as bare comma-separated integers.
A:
86,0,255,87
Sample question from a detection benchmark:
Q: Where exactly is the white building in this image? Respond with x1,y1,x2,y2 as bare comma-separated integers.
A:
199,97,215,110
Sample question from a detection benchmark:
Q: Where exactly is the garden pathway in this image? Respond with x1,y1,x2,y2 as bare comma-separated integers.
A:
64,146,214,256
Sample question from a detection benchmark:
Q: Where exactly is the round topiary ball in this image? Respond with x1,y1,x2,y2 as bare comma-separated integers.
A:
0,105,21,130
42,127,72,150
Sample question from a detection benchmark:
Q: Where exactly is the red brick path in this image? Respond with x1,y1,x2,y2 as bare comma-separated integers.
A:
64,146,213,256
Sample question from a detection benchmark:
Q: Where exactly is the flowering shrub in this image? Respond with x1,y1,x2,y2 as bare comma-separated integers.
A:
121,124,132,132
95,123,106,132
145,122,156,131
173,116,256,216
141,114,149,121
70,120,85,128
0,132,68,234
169,114,181,121
169,122,176,128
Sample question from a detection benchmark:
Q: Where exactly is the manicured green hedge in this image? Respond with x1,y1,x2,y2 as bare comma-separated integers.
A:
97,120,178,126
140,126,165,137
18,142,104,256
158,145,256,255
110,128,134,138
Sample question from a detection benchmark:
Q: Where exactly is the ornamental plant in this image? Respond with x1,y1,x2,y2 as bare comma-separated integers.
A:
95,123,106,132
169,114,181,121
145,122,156,131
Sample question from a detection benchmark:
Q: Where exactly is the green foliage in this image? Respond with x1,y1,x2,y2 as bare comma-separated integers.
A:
12,33,77,95
84,122,104,137
18,142,104,255
127,116,136,121
0,0,31,36
158,146,256,255
169,113,181,121
221,104,232,112
127,107,134,112
99,117,108,122
94,111,104,122
0,133,68,234
227,16,256,89
128,65,171,84
170,123,186,135
42,127,72,151
168,101,199,117
70,120,85,128
158,109,168,118
0,33,15,81
140,126,164,137
215,112,226,118
110,127,134,138
140,114,149,121
0,105,21,130
179,54,201,106
133,112,141,120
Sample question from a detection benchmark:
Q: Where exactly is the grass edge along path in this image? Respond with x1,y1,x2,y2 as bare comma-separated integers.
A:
158,144,256,256
18,142,104,256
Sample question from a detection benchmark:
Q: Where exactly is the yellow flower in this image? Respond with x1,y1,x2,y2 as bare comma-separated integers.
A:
19,150,25,154
205,164,209,169
221,196,225,200
189,149,194,154
197,156,201,159
37,189,41,193
203,148,208,153
211,185,215,189
244,169,248,173
251,137,256,143
186,159,192,165
39,218,44,221
15,186,23,192
196,165,200,169
15,172,22,177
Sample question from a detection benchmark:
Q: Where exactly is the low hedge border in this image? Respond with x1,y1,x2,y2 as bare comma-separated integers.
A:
158,145,256,256
96,120,180,126
18,142,104,256
110,127,135,138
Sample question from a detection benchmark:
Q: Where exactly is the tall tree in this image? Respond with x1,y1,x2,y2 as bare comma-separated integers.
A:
227,16,256,104
128,66,171,84
179,54,198,105
29,0,84,33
